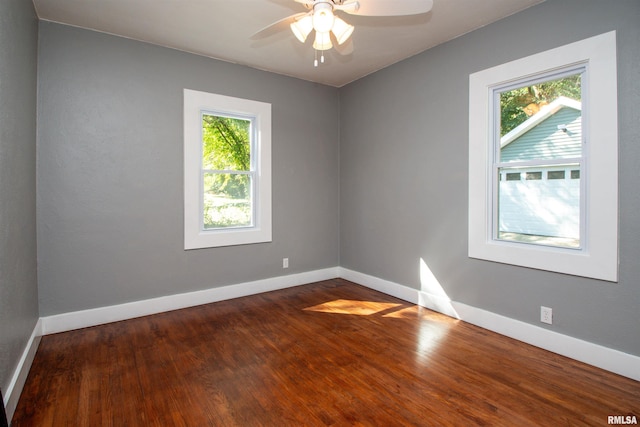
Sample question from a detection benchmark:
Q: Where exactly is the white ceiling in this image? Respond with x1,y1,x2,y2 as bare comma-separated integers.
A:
32,0,544,87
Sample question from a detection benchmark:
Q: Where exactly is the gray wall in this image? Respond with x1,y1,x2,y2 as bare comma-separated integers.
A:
37,22,341,316
0,0,39,393
340,0,640,356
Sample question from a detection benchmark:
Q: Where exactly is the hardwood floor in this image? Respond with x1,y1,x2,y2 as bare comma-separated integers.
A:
12,279,640,426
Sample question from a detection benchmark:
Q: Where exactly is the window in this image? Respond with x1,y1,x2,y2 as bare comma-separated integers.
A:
548,171,565,180
184,89,271,249
496,70,583,250
524,172,542,181
468,32,618,282
201,114,253,230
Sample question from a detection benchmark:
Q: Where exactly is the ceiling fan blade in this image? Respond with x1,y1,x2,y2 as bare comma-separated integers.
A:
340,0,433,16
250,12,308,40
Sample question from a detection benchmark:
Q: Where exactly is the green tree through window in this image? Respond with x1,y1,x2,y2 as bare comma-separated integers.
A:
202,114,253,229
500,74,581,136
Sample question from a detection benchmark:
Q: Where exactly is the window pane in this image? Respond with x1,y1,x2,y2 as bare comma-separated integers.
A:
203,173,252,229
525,171,542,180
496,72,583,249
499,74,582,163
548,170,565,180
498,165,580,248
202,114,251,171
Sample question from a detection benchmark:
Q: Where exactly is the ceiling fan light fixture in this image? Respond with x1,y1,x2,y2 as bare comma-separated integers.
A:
312,3,335,33
312,31,333,51
331,16,354,45
290,14,313,43
258,0,435,68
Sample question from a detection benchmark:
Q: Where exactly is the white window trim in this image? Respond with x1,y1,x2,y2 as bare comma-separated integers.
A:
468,31,618,282
184,89,272,249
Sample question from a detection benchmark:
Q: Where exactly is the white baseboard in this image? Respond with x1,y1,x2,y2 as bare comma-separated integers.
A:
451,302,640,382
41,267,339,335
4,319,42,424
339,267,640,382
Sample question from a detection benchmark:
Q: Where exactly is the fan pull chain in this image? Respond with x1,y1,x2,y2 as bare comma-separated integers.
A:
314,31,328,67
314,52,325,67
320,31,326,64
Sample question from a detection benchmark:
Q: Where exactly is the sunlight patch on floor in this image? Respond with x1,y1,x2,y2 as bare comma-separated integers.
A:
303,299,403,316
381,305,421,319
382,306,460,325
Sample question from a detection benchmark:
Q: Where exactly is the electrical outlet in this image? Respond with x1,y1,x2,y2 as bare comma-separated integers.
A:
283,258,289,269
541,306,553,325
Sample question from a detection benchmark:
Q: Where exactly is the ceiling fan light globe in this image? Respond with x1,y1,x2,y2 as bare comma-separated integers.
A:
313,5,335,33
290,15,313,43
313,31,333,51
331,17,354,45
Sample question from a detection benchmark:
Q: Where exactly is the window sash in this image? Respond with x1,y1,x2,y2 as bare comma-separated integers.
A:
201,111,254,172
489,67,586,251
201,170,256,230
199,111,258,231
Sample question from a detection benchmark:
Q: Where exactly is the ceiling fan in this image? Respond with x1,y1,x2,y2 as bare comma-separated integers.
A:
254,0,434,67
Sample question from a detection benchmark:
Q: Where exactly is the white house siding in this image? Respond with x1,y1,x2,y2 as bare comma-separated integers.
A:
499,167,580,239
501,108,582,162
499,104,581,239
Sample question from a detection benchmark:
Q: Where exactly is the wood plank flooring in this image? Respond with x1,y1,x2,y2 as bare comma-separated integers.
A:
12,279,640,426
